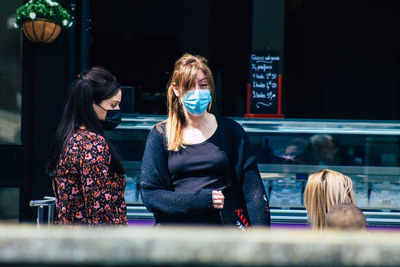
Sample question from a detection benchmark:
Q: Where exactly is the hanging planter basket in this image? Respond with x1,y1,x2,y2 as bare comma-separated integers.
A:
22,19,61,44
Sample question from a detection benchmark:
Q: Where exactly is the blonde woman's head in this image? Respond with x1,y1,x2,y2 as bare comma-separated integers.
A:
164,53,215,151
304,169,355,229
168,53,215,102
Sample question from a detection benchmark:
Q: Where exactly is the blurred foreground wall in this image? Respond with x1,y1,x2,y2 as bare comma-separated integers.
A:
1,224,400,266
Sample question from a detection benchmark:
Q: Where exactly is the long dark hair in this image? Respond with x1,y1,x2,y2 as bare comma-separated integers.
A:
47,66,125,177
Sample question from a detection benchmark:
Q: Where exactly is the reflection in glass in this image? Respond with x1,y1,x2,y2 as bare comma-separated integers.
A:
112,115,400,214
0,187,20,222
0,1,22,143
268,178,302,208
369,182,400,209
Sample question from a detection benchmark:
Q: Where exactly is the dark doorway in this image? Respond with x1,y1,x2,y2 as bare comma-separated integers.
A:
89,0,253,116
284,0,400,120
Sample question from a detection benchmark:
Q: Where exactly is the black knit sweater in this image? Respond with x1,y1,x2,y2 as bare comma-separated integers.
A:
140,115,271,226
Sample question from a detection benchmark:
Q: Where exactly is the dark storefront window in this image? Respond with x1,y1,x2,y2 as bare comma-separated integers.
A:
0,1,22,144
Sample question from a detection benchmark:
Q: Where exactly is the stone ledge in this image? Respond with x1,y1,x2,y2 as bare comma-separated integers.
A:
1,224,400,266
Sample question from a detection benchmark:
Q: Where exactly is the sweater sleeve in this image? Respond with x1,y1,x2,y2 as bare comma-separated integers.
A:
140,126,214,218
232,121,271,227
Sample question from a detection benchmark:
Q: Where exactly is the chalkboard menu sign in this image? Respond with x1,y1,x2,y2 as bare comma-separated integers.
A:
245,52,283,118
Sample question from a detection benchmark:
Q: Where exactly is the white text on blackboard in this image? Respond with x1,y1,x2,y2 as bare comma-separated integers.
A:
253,81,265,88
252,91,266,98
252,91,276,100
251,54,280,62
252,73,277,80
251,63,272,72
253,81,277,89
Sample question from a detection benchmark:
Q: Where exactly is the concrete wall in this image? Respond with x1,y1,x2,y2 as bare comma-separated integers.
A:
1,224,400,266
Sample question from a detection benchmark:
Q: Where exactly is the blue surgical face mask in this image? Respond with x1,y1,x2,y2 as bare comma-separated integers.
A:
181,89,211,116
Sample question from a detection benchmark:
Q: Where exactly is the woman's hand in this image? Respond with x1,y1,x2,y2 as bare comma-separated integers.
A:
212,190,224,209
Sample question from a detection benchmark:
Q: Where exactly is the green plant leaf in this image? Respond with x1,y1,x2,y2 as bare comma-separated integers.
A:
15,0,73,29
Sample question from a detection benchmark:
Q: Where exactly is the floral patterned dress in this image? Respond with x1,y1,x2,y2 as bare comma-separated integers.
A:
53,128,127,225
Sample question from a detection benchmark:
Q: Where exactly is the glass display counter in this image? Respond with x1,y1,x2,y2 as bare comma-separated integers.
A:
108,115,400,227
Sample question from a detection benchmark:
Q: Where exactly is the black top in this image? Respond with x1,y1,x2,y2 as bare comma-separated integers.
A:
140,115,271,226
167,127,226,225
169,126,226,193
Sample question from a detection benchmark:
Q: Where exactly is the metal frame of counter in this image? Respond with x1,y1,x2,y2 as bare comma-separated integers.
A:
118,115,400,134
126,205,400,227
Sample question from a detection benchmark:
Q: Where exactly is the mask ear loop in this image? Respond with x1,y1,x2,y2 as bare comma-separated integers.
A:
95,103,108,112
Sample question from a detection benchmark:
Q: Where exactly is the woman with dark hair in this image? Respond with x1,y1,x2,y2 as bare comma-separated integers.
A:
140,54,270,227
47,66,127,225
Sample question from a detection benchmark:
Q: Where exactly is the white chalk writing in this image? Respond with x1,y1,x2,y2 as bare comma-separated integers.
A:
253,81,265,88
256,102,272,108
251,54,280,62
251,64,273,72
252,91,266,98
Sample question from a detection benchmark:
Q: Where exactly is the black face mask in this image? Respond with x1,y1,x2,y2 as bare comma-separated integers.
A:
98,106,121,130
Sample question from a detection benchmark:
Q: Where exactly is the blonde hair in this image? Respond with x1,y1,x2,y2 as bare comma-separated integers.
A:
161,53,215,151
304,169,355,230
